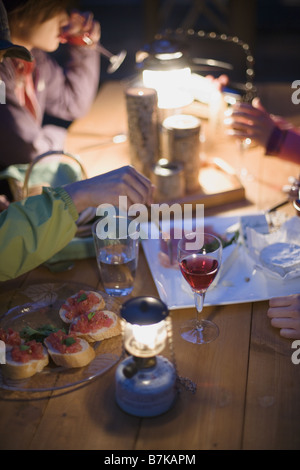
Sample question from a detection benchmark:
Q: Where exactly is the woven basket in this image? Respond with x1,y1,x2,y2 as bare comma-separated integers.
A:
8,150,88,201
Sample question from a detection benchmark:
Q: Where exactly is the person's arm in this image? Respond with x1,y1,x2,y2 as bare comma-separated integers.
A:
45,9,101,120
226,97,300,164
0,187,78,281
265,126,300,164
0,166,153,282
41,45,100,121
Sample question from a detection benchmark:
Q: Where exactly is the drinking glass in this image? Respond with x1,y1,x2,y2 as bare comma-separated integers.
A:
238,137,253,181
60,29,126,74
177,232,222,344
92,215,139,297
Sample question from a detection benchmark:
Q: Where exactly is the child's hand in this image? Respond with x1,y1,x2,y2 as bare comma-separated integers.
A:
225,97,277,148
60,10,100,47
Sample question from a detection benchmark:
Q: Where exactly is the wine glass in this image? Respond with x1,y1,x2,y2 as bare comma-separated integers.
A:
177,232,222,344
80,36,127,74
224,98,254,180
60,30,126,74
238,136,253,181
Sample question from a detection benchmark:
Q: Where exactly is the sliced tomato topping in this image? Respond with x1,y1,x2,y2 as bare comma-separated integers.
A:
11,340,45,363
62,290,101,320
0,327,21,346
46,330,82,354
70,311,113,334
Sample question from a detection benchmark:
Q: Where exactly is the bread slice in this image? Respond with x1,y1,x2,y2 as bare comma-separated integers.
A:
59,290,105,324
2,343,49,380
69,310,121,343
44,332,95,368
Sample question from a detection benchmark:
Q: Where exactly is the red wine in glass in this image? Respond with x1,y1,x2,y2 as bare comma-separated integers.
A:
180,255,219,292
177,232,222,344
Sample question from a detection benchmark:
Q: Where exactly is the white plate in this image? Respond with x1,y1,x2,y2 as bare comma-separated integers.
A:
141,214,300,310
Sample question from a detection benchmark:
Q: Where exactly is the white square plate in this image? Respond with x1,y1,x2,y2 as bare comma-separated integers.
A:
141,214,300,310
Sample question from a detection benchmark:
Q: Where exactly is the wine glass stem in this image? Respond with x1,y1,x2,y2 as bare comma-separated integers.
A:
94,43,113,59
194,292,205,329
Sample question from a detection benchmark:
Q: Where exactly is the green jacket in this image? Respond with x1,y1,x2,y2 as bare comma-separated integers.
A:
0,187,78,281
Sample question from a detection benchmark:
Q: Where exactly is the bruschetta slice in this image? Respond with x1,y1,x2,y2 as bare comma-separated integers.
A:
59,290,105,324
69,310,121,343
2,340,49,380
44,330,95,368
0,327,22,351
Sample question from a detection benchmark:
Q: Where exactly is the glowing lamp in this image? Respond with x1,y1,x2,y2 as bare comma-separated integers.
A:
115,296,177,417
136,39,193,109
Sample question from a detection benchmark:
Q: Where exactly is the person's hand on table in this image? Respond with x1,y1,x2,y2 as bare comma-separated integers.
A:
224,97,277,148
267,294,300,339
65,165,154,214
60,10,101,47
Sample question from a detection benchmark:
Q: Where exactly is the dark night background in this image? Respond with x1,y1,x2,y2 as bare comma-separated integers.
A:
69,0,300,85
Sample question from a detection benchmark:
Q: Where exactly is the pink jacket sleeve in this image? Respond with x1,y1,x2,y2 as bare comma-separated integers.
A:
279,128,300,164
266,126,300,165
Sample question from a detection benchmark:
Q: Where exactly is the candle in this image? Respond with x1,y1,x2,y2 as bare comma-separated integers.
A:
125,87,159,177
162,114,201,193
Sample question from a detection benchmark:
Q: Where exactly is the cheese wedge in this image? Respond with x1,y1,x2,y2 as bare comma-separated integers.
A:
260,242,300,277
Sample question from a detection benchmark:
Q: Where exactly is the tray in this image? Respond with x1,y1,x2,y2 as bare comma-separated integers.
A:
0,282,122,392
156,158,245,208
141,214,300,310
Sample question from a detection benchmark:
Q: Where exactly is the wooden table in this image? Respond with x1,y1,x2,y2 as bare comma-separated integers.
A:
0,82,299,451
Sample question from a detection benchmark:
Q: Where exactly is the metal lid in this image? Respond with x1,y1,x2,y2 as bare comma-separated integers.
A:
153,159,183,177
120,296,169,325
136,38,190,71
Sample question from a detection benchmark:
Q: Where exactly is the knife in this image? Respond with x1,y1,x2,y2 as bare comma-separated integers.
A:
267,199,290,213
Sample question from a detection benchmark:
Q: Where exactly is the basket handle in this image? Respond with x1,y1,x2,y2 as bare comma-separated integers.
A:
22,150,88,198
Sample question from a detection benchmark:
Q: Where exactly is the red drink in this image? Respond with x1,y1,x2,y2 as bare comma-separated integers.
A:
59,31,91,46
179,255,219,292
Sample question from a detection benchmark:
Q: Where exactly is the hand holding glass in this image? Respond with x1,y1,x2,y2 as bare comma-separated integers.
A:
177,232,222,344
60,11,126,74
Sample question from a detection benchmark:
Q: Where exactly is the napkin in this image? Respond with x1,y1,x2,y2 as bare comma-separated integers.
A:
45,236,95,265
246,216,300,280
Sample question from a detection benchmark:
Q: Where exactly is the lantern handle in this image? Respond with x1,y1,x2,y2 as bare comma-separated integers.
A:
158,28,256,103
